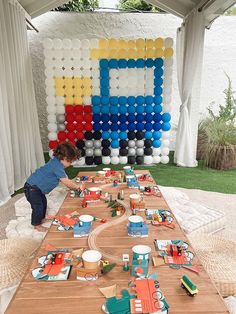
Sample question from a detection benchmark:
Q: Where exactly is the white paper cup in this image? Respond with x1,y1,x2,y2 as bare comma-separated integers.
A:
82,250,102,270
79,214,94,227
88,187,101,195
128,215,143,227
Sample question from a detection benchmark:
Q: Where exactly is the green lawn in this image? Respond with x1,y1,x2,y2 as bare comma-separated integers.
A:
14,152,236,195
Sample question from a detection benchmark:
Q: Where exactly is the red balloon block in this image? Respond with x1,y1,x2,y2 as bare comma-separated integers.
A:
74,105,83,114
75,114,83,123
83,105,92,113
84,123,92,131
58,131,67,141
66,123,76,132
65,113,75,123
75,123,84,132
49,140,58,149
84,114,92,123
67,131,76,141
75,131,84,140
65,105,74,114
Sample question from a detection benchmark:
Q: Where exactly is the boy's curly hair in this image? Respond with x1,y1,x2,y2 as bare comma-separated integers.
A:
53,142,80,162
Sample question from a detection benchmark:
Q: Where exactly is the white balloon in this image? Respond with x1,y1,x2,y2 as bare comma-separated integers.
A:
63,59,73,68
136,148,144,156
102,156,111,165
110,79,119,88
47,123,57,132
128,140,136,148
144,156,153,164
86,148,93,156
46,105,56,114
162,131,170,139
165,37,174,48
128,148,136,156
153,148,161,156
72,39,81,49
162,95,172,105
45,77,55,87
44,58,53,68
48,132,57,140
54,49,63,59
94,148,102,156
46,86,55,96
56,96,65,106
92,87,100,95
91,60,99,70
81,49,89,59
54,68,64,77
44,49,54,58
44,68,54,78
161,155,169,164
119,156,128,164
53,38,62,50
64,68,73,77
73,68,82,77
58,123,66,131
164,67,173,77
49,149,54,158
111,156,119,165
111,148,119,157
85,140,93,148
90,38,99,47
48,114,56,123
73,58,82,68
62,38,72,49
78,157,85,165
56,105,65,114
162,104,171,112
94,140,101,148
162,139,170,147
136,140,144,148
119,80,128,88
164,58,173,67
43,38,53,49
153,155,161,163
83,60,91,69
93,78,100,88
82,69,91,77
161,147,169,156
83,96,91,105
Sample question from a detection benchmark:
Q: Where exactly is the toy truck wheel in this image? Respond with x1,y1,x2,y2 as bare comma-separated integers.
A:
134,231,142,237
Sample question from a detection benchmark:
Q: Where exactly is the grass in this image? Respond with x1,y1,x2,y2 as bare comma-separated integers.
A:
13,152,236,196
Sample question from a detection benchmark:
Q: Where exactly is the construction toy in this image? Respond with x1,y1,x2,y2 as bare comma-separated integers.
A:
127,215,148,237
137,173,154,182
181,275,199,296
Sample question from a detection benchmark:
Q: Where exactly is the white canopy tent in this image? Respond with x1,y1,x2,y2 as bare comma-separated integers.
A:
0,0,235,205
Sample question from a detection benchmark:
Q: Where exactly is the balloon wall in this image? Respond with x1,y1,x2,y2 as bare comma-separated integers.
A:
43,38,173,165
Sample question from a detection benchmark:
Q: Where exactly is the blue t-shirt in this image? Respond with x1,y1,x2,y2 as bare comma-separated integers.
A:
27,157,67,194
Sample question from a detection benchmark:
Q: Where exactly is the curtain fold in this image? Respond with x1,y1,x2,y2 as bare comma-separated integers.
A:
0,0,44,205
174,9,206,167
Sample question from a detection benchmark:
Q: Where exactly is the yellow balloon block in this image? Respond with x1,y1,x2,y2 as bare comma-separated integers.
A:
118,39,128,50
128,40,136,49
109,39,119,49
82,87,92,96
64,88,74,96
108,49,119,59
73,89,83,97
74,96,83,104
65,96,74,104
73,78,83,87
99,38,109,49
154,48,164,58
164,48,174,58
146,39,155,49
55,87,65,96
155,38,164,48
136,38,145,49
54,76,92,99
146,49,156,58
117,49,128,59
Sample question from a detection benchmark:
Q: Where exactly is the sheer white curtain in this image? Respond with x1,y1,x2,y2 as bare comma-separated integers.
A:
0,0,44,205
174,9,206,167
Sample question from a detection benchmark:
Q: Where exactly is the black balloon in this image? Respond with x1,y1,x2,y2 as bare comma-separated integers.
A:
144,148,153,155
136,131,144,140
136,156,144,164
144,139,152,148
102,148,111,156
81,148,85,157
93,131,102,140
128,131,136,140
128,156,136,164
120,140,128,148
102,139,111,148
84,132,93,140
94,156,102,165
76,140,85,149
119,148,128,156
85,156,93,165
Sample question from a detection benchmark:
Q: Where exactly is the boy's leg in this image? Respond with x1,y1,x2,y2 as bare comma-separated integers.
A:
42,194,47,219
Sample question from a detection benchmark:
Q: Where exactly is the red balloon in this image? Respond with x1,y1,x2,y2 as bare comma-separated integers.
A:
74,105,83,114
65,113,75,123
83,105,92,113
67,131,76,141
75,131,84,140
66,123,76,132
74,114,83,123
57,131,67,141
84,114,92,123
84,123,93,131
65,105,74,114
75,122,84,132
48,140,58,149
67,139,76,146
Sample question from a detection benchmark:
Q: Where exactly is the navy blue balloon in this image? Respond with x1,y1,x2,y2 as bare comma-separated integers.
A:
101,96,109,106
153,140,161,148
93,122,101,131
101,114,110,123
127,96,136,105
101,106,109,114
154,67,164,77
154,58,164,68
100,69,109,78
118,59,127,68
119,131,127,140
137,122,144,131
127,114,136,123
101,123,110,131
136,96,145,105
119,114,127,123
154,96,162,105
100,59,109,68
127,105,136,114
136,114,144,122
145,122,153,131
119,105,127,114
119,123,127,131
153,113,162,122
110,96,118,106
145,113,153,123
102,131,110,139
109,59,118,68
127,59,136,68
118,96,127,105
93,114,101,123
153,122,162,131
111,131,119,140
162,122,171,131
154,86,163,96
145,96,153,105
136,59,145,68
110,106,119,115
111,140,119,148
92,96,100,106
145,131,152,139
154,77,163,87
110,123,119,131
101,87,109,96
128,123,136,131
146,59,154,68
162,112,171,122
93,105,100,114
136,105,145,114
110,114,119,123
101,78,109,88
153,131,161,139
146,105,153,114
153,104,162,113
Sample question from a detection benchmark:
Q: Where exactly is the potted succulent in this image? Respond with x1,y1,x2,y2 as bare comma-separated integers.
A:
197,75,236,170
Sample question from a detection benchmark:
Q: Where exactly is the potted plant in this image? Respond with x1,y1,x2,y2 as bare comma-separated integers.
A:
197,75,236,170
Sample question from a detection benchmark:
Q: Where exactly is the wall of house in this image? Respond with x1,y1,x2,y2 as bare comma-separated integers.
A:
28,12,236,151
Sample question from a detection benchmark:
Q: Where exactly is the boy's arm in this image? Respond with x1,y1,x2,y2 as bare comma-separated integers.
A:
60,178,80,190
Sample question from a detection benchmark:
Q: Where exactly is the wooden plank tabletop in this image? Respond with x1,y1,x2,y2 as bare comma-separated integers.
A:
6,170,229,314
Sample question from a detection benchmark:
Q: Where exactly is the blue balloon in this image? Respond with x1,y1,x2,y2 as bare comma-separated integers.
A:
93,105,100,114
92,96,100,105
136,122,144,131
109,59,118,68
162,113,171,122
127,114,136,123
154,86,163,96
101,106,109,114
101,78,109,88
93,114,101,123
127,123,136,131
101,96,109,106
100,59,109,68
111,140,119,148
153,131,162,139
146,59,154,68
100,68,109,78
136,59,145,68
110,106,119,114
101,114,110,123
101,87,109,96
153,113,162,122
127,59,136,68
127,96,136,105
154,77,163,87
119,123,127,131
118,59,127,68
145,122,153,131
127,105,136,113
111,123,119,131
93,123,101,131
136,105,145,114
119,114,127,123
145,96,153,105
110,96,118,106
119,131,127,140
154,96,162,105
153,104,162,113
101,123,110,131
102,131,110,139
162,122,171,131
153,122,162,131
111,131,119,140
154,58,164,68
136,96,145,105
136,114,144,122
110,114,119,123
154,67,164,77
118,96,127,106
153,140,161,148
119,105,127,114
146,105,153,113
145,113,153,122
145,131,153,139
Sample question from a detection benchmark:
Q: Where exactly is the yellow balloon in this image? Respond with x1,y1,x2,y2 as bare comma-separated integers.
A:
99,38,109,49
73,78,83,87
82,87,92,96
136,38,145,49
119,39,128,49
146,39,155,49
100,49,109,58
65,96,74,104
128,40,136,49
136,49,145,58
118,49,128,59
108,49,118,58
109,38,119,49
64,88,74,96
164,48,174,58
74,96,83,104
73,89,83,97
127,48,137,59
155,38,164,48
146,49,155,58
154,48,164,58
55,88,65,97
90,49,99,59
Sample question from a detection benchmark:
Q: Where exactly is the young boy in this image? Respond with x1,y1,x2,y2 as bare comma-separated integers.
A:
24,142,81,232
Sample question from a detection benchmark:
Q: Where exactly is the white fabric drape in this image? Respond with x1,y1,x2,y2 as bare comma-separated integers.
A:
174,9,206,167
0,0,44,205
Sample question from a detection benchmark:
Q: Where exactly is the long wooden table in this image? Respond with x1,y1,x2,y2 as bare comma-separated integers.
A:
6,170,229,314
